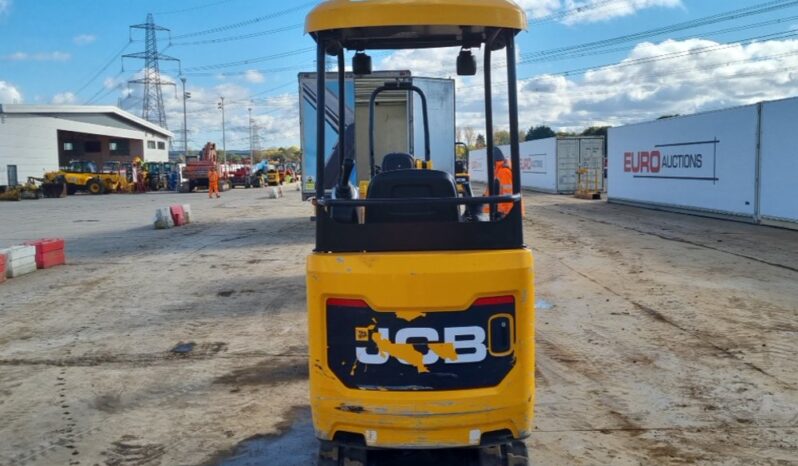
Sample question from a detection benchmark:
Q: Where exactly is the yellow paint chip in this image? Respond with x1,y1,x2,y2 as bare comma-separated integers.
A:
372,332,429,373
395,311,427,322
429,342,458,362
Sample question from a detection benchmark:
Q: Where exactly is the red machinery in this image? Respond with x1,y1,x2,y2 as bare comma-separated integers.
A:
183,142,228,192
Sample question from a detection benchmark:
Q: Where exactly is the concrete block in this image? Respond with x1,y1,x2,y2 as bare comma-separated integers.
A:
170,204,186,227
154,207,174,229
24,238,66,269
0,245,37,278
265,186,284,199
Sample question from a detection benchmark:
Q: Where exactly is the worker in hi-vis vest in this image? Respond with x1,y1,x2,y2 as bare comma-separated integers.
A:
208,166,221,199
483,146,514,218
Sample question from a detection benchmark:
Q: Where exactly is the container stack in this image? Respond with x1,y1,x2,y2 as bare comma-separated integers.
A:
0,245,37,278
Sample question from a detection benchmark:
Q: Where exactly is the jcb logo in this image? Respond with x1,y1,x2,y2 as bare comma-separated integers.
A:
355,326,487,365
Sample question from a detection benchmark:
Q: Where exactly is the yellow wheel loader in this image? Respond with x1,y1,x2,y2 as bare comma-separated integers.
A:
44,161,122,195
305,1,534,464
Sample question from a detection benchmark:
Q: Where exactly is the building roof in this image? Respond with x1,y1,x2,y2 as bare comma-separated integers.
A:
306,0,527,34
0,104,173,138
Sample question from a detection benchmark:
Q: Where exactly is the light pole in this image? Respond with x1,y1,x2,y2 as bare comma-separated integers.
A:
248,106,254,174
217,96,227,168
180,76,190,159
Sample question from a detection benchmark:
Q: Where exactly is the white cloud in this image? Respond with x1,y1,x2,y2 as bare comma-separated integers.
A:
73,34,97,46
0,81,22,103
0,0,11,17
516,0,681,25
293,35,798,142
516,0,562,19
452,37,798,133
3,51,71,62
244,69,265,84
52,92,77,104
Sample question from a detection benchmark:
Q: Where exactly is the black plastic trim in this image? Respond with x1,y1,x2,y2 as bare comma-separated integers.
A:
315,204,524,253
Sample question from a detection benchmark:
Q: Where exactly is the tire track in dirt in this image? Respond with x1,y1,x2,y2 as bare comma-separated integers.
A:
0,350,306,368
542,250,796,392
2,353,308,466
547,205,798,274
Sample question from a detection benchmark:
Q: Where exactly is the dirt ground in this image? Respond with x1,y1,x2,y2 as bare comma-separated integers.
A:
0,187,796,466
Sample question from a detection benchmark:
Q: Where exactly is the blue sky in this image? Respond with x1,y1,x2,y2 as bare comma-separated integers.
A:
2,0,797,149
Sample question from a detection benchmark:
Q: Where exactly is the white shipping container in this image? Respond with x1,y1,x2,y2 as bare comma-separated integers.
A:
468,146,492,184
608,105,760,219
519,138,557,193
468,137,604,194
759,98,798,227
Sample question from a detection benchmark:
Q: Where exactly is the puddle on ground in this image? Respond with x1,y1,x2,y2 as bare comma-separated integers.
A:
213,406,316,466
211,406,483,466
535,298,554,310
171,341,195,354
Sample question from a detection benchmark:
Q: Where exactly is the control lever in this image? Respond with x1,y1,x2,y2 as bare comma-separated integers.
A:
331,158,359,223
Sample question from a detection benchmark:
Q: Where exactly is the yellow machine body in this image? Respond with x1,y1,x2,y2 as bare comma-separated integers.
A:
306,0,527,33
307,248,535,448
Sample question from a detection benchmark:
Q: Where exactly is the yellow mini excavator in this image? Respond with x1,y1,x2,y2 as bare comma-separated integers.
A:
305,1,535,465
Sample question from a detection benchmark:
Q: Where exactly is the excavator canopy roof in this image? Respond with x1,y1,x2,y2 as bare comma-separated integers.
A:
306,0,527,50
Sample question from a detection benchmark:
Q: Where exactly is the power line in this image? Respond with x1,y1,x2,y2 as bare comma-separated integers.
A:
181,63,306,78
182,47,314,71
527,0,623,25
454,29,798,91
86,74,125,105
154,0,241,15
171,2,315,39
73,41,132,97
521,0,798,61
519,51,798,100
170,23,303,47
520,14,798,66
551,30,798,77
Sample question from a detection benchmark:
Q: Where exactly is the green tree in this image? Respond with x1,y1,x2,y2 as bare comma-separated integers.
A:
493,130,511,146
581,126,610,137
524,125,556,141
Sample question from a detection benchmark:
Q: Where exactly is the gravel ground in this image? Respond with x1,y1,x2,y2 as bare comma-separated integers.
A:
0,187,795,466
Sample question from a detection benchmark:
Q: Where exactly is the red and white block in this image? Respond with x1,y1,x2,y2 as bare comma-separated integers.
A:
0,253,6,284
0,245,37,278
170,204,187,227
25,238,66,269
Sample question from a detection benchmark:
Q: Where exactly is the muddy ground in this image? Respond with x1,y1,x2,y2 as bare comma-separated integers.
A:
0,187,796,465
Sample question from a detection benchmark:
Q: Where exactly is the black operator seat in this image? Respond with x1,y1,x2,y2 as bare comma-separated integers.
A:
381,152,415,172
366,169,460,224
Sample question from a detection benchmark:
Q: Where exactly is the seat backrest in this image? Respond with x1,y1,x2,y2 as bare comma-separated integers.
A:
366,169,459,223
381,152,415,172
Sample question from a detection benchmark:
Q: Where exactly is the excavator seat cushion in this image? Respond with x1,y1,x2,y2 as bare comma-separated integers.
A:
366,169,459,223
381,152,415,172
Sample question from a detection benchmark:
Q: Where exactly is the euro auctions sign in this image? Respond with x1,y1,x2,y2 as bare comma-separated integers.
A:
624,139,719,183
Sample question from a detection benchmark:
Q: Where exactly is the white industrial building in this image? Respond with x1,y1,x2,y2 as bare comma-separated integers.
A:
0,105,172,187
